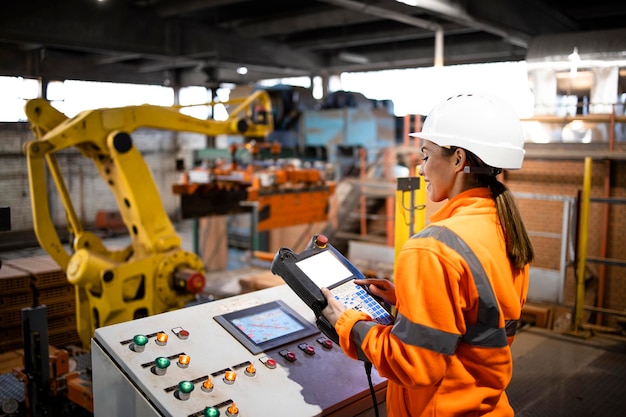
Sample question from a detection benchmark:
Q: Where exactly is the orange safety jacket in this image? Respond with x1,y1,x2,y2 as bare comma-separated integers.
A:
334,187,529,417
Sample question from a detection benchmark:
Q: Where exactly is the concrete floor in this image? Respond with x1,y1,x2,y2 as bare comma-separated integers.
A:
509,326,626,416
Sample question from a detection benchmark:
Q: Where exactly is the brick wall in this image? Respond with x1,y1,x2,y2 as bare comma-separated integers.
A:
506,153,626,328
0,122,187,236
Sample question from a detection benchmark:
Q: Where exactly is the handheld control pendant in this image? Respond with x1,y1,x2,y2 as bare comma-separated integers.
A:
270,234,393,346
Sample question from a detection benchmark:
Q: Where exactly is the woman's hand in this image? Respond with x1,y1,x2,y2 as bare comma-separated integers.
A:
321,287,347,327
354,278,397,306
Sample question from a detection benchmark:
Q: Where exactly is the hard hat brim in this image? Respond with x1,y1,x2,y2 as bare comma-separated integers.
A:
409,131,525,170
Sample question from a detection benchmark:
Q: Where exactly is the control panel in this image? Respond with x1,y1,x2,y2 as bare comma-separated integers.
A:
92,285,387,417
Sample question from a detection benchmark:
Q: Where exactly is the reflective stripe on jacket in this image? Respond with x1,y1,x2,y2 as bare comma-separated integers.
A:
334,187,529,417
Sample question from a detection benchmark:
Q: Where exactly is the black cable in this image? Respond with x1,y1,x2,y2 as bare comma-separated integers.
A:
364,361,380,417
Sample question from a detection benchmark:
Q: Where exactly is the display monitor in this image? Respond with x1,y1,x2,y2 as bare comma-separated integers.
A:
295,249,354,288
214,300,319,354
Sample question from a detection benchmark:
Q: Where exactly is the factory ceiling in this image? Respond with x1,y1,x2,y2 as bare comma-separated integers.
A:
0,0,625,89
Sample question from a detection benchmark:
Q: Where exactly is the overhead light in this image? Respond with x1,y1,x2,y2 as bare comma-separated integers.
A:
236,66,248,75
338,52,370,64
568,47,580,77
568,47,580,63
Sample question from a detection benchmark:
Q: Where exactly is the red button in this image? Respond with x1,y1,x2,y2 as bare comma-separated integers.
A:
315,235,328,247
286,352,296,362
259,356,277,369
317,337,333,349
178,329,189,340
305,345,315,355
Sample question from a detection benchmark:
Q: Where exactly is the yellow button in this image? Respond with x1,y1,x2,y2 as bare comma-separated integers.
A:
223,370,236,384
244,363,256,376
201,377,214,392
156,332,168,346
178,354,191,368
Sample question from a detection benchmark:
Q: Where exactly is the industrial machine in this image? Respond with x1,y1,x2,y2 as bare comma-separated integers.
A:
91,284,387,417
23,90,275,350
172,141,336,231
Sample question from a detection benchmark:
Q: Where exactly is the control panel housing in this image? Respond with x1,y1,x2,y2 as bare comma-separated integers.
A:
92,285,387,417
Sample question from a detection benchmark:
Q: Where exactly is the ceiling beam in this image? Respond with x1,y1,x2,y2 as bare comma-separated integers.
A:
236,8,375,37
325,37,525,73
158,0,248,17
318,0,443,31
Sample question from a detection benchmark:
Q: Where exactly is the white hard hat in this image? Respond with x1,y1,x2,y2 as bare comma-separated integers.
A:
409,93,526,170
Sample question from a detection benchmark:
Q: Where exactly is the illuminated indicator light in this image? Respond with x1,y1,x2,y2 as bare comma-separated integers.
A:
155,332,168,346
131,334,148,352
177,329,190,340
177,354,191,368
226,401,239,417
154,357,170,376
201,377,214,392
176,380,194,401
244,363,256,376
204,407,220,417
223,370,236,385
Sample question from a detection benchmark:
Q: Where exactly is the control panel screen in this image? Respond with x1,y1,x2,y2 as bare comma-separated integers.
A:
214,300,319,354
233,307,305,344
295,250,353,289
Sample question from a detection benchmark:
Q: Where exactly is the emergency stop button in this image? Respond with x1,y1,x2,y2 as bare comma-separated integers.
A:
315,235,328,248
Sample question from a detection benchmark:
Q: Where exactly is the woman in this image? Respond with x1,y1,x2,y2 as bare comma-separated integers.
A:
322,93,534,416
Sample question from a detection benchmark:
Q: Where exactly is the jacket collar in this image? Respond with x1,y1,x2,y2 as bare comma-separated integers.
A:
430,187,493,222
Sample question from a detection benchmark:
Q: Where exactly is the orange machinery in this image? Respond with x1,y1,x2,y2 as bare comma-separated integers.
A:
172,141,336,231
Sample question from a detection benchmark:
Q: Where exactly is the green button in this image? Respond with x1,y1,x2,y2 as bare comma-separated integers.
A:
178,381,195,394
155,357,170,369
204,407,220,417
133,335,149,346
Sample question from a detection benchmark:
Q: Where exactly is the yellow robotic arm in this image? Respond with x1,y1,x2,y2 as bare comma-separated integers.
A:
23,91,274,348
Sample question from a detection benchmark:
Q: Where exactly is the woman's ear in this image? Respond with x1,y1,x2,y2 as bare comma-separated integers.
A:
453,148,467,172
